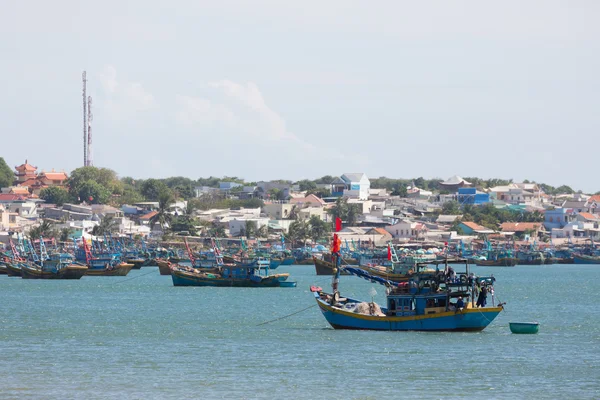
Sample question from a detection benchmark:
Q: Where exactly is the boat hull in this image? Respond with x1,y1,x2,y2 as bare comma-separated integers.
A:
315,297,502,331
127,258,146,269
5,263,23,277
573,254,600,264
281,257,296,266
171,269,290,287
314,257,350,276
21,265,88,279
85,263,133,276
474,258,518,267
156,259,172,275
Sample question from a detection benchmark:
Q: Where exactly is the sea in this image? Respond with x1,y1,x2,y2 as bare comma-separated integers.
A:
1,264,598,400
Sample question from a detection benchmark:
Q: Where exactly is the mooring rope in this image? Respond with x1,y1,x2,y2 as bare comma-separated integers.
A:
257,304,317,326
111,269,157,285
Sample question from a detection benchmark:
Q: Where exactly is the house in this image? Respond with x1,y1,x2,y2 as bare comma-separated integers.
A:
290,194,326,208
228,217,270,237
544,208,573,230
0,204,18,231
44,203,93,221
500,222,545,239
458,221,494,235
436,215,462,225
406,187,433,199
297,207,325,221
585,195,600,214
438,176,471,193
575,212,600,225
457,188,490,205
262,203,296,220
384,219,428,240
331,173,370,200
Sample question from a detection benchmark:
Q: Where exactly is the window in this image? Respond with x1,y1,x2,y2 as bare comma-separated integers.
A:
549,217,553,222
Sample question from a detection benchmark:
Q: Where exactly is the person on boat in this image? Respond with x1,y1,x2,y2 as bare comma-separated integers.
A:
476,285,488,308
455,296,465,313
446,266,455,283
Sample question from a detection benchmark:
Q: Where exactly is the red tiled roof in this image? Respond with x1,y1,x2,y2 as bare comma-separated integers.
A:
19,178,39,187
460,221,488,231
10,187,30,195
0,194,27,201
588,195,600,203
140,211,158,220
39,172,68,180
290,194,325,206
500,222,543,232
15,161,37,171
578,212,599,220
372,227,391,236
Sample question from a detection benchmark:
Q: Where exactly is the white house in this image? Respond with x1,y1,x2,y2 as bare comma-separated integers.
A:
228,217,270,237
332,173,370,200
384,219,428,240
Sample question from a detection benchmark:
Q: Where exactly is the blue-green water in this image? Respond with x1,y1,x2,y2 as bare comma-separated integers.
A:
1,265,599,399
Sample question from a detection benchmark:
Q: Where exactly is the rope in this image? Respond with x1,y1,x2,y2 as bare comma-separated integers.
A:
256,304,317,326
111,269,156,285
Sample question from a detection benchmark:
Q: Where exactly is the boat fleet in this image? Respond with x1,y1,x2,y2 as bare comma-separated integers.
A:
2,231,598,332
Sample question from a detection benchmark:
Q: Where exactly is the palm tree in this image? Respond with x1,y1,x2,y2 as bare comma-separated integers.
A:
288,205,299,220
245,220,257,238
149,190,174,231
92,215,119,236
29,219,56,240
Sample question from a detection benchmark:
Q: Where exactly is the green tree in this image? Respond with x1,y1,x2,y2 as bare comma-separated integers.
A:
92,215,119,236
39,186,71,206
287,219,309,247
297,180,317,191
442,201,461,215
140,179,170,201
29,220,56,240
313,175,336,184
308,215,330,242
78,181,111,204
67,166,122,204
149,190,174,231
59,228,73,242
244,221,257,238
268,188,286,201
0,157,13,189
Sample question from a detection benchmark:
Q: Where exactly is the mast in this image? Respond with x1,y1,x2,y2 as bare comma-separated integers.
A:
87,96,93,166
82,71,87,166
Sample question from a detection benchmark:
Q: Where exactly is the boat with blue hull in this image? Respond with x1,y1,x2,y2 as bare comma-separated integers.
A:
312,234,503,332
573,253,600,264
314,294,502,331
171,264,293,287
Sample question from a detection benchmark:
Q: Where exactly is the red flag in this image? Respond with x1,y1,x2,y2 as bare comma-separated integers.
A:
335,217,342,232
332,233,341,253
387,244,392,261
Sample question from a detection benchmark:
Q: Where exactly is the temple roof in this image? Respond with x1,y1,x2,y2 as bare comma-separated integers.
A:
15,159,37,172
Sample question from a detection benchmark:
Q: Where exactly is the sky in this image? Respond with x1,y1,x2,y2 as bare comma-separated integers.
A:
1,1,598,192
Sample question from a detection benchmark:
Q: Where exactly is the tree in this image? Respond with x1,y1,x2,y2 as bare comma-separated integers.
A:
149,190,174,231
0,157,13,189
209,223,226,238
244,221,257,238
140,179,170,201
67,166,122,204
346,203,360,226
59,228,72,242
288,205,299,220
39,186,71,206
442,201,461,215
288,219,309,247
92,215,119,236
309,215,330,242
78,181,111,204
297,180,317,191
313,175,336,184
28,220,56,240
257,225,268,238
268,188,286,201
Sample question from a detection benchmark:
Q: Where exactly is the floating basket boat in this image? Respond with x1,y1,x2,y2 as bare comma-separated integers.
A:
509,322,539,334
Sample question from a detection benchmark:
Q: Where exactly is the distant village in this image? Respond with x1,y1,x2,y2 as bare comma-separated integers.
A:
1,159,599,250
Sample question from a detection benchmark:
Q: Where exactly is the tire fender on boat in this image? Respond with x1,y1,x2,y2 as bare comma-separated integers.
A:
460,275,468,284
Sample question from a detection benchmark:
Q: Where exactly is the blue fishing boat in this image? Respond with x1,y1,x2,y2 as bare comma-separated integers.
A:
312,234,503,331
573,253,600,264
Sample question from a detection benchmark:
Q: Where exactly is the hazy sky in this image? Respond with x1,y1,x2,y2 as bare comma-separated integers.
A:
1,1,598,192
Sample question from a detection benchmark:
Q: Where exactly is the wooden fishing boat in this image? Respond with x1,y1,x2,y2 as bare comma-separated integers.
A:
0,263,7,275
156,258,173,275
5,261,23,277
509,322,539,334
20,262,88,279
573,254,600,264
314,257,350,276
171,263,293,287
281,256,296,266
474,258,518,267
312,257,503,332
126,258,146,269
85,262,134,276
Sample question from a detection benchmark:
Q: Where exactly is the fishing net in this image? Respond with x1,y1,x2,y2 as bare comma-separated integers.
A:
354,302,385,316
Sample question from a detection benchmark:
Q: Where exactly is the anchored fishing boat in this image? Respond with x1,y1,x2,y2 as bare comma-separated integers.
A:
312,230,503,331
171,240,296,287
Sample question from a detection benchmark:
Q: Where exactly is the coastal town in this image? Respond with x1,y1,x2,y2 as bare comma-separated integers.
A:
1,158,598,255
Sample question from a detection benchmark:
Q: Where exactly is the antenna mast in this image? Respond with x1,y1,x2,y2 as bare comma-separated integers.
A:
82,71,87,166
87,96,93,166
